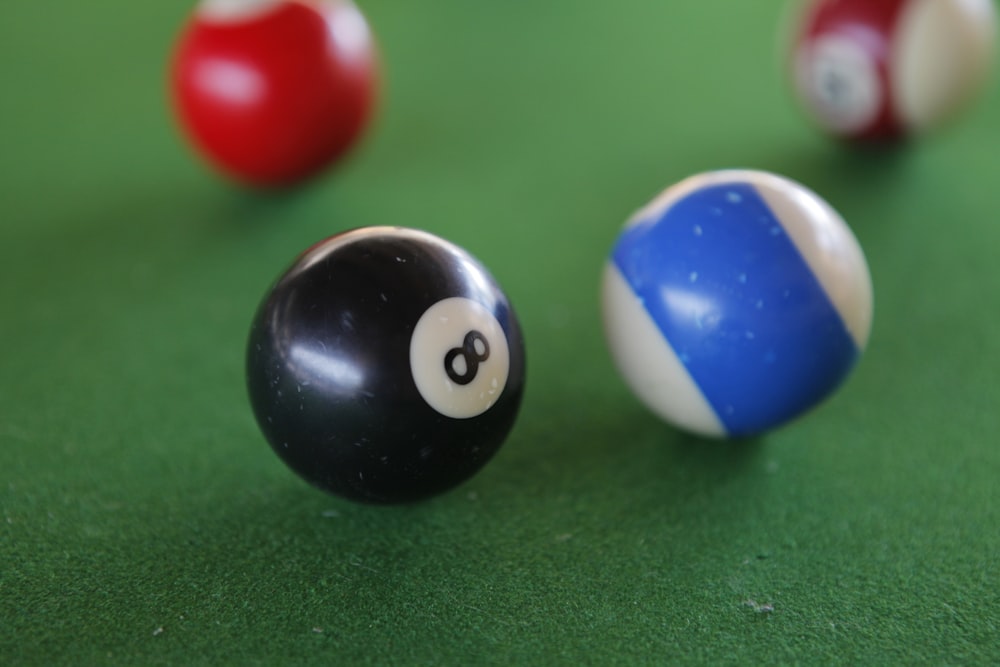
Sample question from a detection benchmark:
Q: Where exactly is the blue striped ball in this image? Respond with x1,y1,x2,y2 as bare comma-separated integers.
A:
602,170,873,438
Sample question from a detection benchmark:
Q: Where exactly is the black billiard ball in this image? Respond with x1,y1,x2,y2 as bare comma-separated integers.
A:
246,227,526,503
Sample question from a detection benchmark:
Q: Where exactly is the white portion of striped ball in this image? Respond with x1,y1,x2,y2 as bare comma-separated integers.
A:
892,0,997,131
601,263,726,438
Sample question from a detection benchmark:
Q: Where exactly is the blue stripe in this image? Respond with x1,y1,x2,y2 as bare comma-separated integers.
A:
612,182,859,436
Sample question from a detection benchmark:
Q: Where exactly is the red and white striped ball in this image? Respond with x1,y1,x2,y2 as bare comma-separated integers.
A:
172,0,378,187
791,0,996,141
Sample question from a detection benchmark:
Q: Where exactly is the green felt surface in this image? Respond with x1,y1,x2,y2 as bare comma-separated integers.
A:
3,0,1000,664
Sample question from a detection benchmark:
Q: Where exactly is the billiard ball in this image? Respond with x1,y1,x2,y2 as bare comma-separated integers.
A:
790,0,996,141
246,227,526,503
602,170,873,439
171,0,378,186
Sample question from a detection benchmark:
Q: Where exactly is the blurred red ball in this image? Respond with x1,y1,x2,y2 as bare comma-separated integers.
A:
171,0,378,187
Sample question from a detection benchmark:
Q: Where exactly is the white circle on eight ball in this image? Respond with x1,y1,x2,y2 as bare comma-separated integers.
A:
409,297,510,419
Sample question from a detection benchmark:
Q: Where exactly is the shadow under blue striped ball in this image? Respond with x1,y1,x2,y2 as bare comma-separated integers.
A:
602,170,873,438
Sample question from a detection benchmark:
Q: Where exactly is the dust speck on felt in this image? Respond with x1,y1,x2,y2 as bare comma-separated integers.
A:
312,627,324,634
152,627,164,636
743,599,775,614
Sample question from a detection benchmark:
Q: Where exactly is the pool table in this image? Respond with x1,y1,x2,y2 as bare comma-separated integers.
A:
3,1,999,664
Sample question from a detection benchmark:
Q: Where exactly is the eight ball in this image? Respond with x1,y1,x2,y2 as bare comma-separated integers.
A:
246,227,526,503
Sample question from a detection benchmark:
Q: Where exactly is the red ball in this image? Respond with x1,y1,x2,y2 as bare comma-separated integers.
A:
171,0,378,187
791,0,996,141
